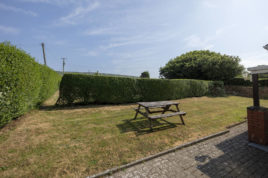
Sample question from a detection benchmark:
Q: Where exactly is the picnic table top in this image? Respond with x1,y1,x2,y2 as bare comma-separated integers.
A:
137,101,179,108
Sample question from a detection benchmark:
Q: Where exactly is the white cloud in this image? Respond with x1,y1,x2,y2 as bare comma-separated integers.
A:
215,24,237,36
0,3,37,16
184,25,236,50
216,28,224,36
85,51,98,56
0,25,19,35
184,35,214,50
54,40,67,46
33,34,51,40
76,48,98,57
100,30,181,50
100,41,133,50
204,44,214,50
202,0,217,8
109,47,163,78
20,0,80,6
59,1,100,25
84,28,114,36
240,51,268,68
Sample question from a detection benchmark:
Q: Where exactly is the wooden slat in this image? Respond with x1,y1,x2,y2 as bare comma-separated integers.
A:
148,111,186,120
137,101,179,108
134,108,167,113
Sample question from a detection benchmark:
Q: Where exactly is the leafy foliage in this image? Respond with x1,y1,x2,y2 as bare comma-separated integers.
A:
224,78,252,86
0,42,61,127
224,77,268,87
208,81,225,96
259,80,268,87
140,71,150,78
160,50,244,81
57,74,222,105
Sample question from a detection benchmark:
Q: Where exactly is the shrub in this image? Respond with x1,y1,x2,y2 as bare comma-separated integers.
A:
57,74,139,104
0,42,61,127
224,78,251,86
224,78,268,87
57,74,221,105
208,81,225,96
140,71,150,78
159,50,244,81
259,80,268,87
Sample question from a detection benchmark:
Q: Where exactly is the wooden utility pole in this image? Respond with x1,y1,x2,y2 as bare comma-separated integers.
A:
41,43,47,66
62,57,66,75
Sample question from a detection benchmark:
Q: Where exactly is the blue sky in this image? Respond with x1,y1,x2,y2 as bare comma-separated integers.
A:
1,0,268,78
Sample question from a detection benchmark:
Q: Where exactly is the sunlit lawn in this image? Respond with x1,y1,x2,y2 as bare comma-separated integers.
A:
0,93,262,177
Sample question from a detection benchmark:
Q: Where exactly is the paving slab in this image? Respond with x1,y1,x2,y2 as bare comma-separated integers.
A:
107,123,268,178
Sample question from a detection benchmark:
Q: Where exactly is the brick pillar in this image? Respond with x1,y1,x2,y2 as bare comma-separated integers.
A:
247,106,268,145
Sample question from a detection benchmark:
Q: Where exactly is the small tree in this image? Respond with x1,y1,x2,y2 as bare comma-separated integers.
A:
159,50,244,81
140,71,150,78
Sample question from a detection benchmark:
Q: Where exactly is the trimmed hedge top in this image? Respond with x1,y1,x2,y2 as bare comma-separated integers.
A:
0,42,61,127
224,77,268,87
57,74,223,105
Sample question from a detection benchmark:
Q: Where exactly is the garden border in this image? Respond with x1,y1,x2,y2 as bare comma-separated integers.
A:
86,129,230,178
226,120,247,129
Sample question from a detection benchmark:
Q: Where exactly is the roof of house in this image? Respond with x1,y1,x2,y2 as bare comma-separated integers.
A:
247,65,268,74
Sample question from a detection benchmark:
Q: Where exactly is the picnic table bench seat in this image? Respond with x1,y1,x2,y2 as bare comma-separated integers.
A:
148,111,186,120
133,108,186,119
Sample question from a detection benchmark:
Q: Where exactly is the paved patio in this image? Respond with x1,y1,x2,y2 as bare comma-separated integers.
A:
107,123,268,178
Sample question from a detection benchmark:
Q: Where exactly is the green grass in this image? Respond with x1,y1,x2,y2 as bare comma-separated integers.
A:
0,94,262,177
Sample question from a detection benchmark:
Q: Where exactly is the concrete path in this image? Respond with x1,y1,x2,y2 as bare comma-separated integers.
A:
108,123,268,178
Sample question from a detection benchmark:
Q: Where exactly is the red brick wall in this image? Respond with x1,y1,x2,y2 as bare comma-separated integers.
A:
247,107,268,145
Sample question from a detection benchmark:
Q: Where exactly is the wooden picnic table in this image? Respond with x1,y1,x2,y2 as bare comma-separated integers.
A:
133,101,186,130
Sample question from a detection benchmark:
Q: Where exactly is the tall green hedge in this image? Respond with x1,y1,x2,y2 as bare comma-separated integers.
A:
224,78,252,86
0,42,61,127
224,77,268,87
57,74,222,105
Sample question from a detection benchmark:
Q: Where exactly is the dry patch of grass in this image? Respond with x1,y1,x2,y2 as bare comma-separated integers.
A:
0,95,262,177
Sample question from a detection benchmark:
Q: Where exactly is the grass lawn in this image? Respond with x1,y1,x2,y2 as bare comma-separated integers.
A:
0,93,263,177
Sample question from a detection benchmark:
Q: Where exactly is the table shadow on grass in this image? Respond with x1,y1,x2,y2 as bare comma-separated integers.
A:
117,117,183,136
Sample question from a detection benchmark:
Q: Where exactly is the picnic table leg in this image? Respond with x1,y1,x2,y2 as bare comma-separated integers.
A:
133,105,140,120
176,104,185,125
149,118,153,131
179,115,185,125
144,107,153,131
162,105,170,114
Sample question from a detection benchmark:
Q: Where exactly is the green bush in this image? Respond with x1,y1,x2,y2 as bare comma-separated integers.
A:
140,71,150,78
224,78,268,87
224,78,251,86
57,74,221,105
159,50,244,81
259,80,268,87
208,81,225,96
0,42,61,127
